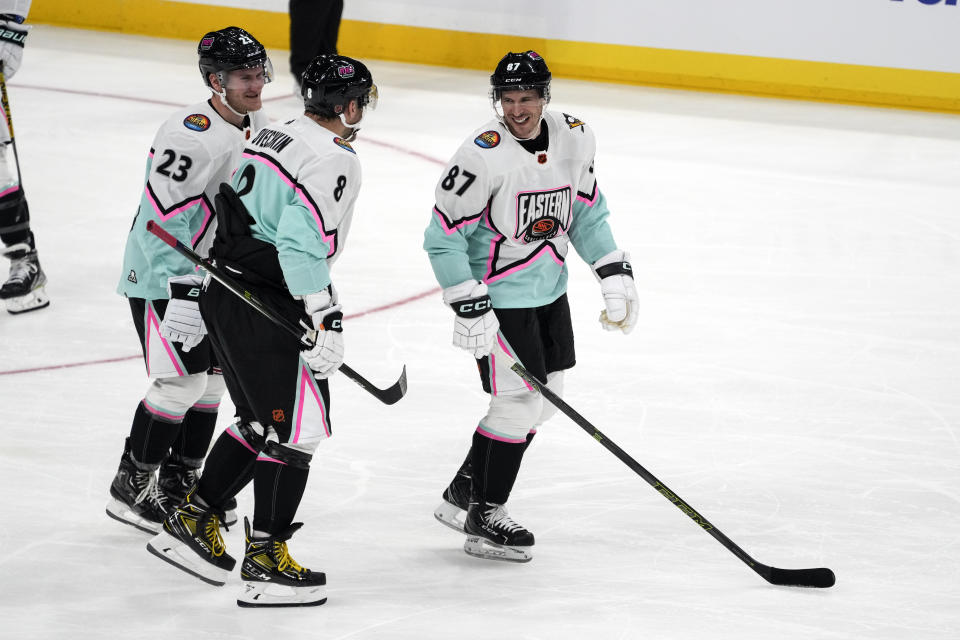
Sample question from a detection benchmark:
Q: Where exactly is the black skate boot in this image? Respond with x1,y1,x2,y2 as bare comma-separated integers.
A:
146,490,236,586
158,455,239,527
237,517,327,607
434,466,471,533
158,454,201,506
105,438,171,534
0,245,48,314
463,501,535,563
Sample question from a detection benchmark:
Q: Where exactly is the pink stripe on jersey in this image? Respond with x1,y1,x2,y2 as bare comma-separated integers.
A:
433,204,485,236
242,152,337,257
0,184,20,199
142,399,186,422
295,364,331,441
494,334,534,392
256,453,286,464
475,424,527,444
485,242,564,284
577,183,599,206
226,427,259,455
145,303,184,377
192,401,221,411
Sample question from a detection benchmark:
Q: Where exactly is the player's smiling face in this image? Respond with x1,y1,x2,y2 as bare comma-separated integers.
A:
223,67,266,113
500,89,544,139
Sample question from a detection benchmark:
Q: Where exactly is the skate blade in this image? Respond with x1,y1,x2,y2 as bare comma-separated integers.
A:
146,531,231,587
463,536,533,563
105,500,162,535
237,580,327,607
4,288,49,314
434,500,466,533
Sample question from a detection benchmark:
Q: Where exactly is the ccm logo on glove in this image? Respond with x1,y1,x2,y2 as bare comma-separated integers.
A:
454,296,492,318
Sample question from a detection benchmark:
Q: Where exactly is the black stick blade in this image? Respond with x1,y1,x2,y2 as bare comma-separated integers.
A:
380,364,408,405
764,566,836,588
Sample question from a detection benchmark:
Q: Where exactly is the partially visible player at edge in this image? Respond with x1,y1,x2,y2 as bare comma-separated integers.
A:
0,0,48,314
108,27,271,536
146,54,378,608
424,51,639,563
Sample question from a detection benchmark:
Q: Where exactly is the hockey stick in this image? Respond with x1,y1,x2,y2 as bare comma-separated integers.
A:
146,220,407,405
0,64,22,184
500,351,835,588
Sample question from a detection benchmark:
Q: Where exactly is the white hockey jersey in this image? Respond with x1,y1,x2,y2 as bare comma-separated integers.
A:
0,0,30,17
423,110,617,309
231,114,362,296
118,100,269,300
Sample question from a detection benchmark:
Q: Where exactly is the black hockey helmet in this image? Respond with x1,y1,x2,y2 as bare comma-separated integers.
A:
301,54,378,118
198,26,273,89
490,50,551,102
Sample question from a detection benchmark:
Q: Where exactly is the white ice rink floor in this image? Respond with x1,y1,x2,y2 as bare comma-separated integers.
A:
1,25,958,639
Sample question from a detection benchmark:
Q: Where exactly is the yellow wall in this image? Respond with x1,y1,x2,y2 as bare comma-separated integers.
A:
30,0,960,113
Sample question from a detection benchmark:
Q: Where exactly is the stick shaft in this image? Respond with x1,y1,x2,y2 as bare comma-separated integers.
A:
505,354,833,588
146,220,407,404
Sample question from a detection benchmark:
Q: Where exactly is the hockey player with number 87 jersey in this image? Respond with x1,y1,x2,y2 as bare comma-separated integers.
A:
424,50,639,563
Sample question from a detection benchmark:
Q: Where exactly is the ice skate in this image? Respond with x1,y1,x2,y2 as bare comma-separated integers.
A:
237,517,326,607
146,490,235,586
0,244,49,314
463,502,534,563
434,468,471,533
158,455,238,526
158,454,200,506
105,438,170,534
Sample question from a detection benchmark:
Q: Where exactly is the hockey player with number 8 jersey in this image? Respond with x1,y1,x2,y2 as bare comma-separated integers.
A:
424,51,639,563
147,54,378,608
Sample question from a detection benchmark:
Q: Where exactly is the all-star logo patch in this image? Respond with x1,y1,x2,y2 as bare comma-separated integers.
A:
183,113,210,131
333,136,355,153
475,130,501,148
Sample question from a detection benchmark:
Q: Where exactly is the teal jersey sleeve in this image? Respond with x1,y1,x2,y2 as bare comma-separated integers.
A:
567,163,617,265
236,116,361,296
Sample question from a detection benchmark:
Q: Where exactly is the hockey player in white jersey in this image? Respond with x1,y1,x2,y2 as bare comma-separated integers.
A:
108,27,271,535
0,0,48,314
424,51,639,562
147,54,377,607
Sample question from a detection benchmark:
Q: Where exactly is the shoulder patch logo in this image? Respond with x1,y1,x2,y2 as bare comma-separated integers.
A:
183,114,211,132
563,113,585,131
474,130,501,148
333,136,356,153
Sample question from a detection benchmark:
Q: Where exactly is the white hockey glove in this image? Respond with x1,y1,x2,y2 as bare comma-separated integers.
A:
592,249,638,334
159,274,206,352
443,280,499,359
299,288,344,379
0,16,29,80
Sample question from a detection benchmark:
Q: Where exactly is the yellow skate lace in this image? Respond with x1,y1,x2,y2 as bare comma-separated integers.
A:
204,515,227,558
274,541,305,574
